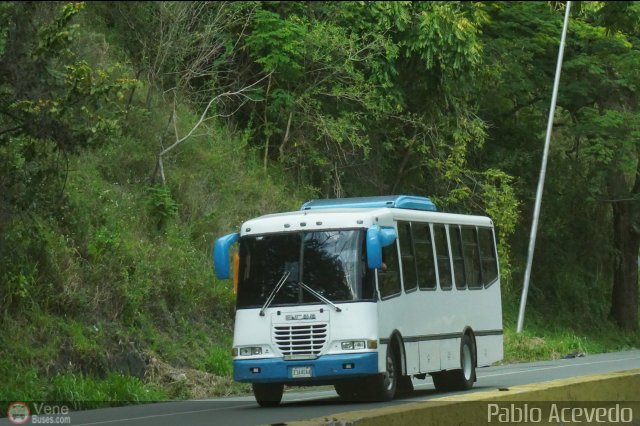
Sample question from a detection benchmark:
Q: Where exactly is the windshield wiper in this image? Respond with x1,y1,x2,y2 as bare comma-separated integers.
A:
259,271,290,316
297,281,342,313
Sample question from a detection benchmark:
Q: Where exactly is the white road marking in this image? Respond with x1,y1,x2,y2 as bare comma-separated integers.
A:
410,354,640,393
73,403,257,426
285,391,338,402
479,355,640,379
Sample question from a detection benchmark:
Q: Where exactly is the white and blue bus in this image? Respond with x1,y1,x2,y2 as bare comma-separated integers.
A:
214,195,503,406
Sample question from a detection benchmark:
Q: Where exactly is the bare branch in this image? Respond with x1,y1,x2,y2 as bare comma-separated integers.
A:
279,111,293,160
159,73,270,158
158,155,166,186
154,73,271,184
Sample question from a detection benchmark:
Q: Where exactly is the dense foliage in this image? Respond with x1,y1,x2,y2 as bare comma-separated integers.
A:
1,1,638,403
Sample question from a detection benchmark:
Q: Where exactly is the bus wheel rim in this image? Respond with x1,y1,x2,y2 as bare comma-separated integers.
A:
462,343,472,380
385,354,395,390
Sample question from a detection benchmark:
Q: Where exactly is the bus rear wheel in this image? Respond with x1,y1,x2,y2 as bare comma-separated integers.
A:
432,334,476,392
252,383,284,407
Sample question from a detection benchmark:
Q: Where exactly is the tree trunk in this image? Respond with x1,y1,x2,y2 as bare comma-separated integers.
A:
609,200,640,330
607,147,640,330
145,84,154,111
263,74,272,172
126,68,144,111
279,111,293,161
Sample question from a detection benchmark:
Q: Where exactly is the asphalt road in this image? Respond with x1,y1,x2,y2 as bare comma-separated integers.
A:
4,349,640,426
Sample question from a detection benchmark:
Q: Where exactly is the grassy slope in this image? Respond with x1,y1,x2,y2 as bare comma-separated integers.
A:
0,101,310,407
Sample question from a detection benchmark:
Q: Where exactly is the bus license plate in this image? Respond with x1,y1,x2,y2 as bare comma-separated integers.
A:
291,366,312,378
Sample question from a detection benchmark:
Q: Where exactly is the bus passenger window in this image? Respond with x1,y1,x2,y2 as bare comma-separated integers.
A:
398,222,417,292
414,223,436,290
378,242,401,298
433,225,452,290
478,228,498,286
450,226,466,289
462,227,482,289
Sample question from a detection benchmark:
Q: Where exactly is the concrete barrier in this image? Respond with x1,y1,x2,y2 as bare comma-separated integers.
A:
286,369,640,426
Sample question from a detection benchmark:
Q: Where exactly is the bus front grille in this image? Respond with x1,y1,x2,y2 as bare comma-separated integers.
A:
273,324,327,358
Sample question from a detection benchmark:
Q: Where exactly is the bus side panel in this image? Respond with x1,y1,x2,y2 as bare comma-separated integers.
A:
405,342,420,375
376,282,503,374
440,337,462,370
418,340,440,372
476,335,503,367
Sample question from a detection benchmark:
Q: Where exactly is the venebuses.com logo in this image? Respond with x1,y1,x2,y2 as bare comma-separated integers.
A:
6,401,71,424
7,402,30,425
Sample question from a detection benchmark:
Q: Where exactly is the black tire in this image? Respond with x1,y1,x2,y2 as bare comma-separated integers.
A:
334,380,359,401
396,374,414,397
431,334,476,392
430,370,449,391
252,383,284,407
366,345,398,402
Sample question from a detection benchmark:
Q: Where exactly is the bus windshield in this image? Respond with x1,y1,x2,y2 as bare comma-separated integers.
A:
236,230,374,309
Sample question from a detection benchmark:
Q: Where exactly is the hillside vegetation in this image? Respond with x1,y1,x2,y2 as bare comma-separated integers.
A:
1,1,639,405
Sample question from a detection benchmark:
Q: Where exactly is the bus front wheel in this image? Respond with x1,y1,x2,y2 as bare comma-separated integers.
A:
367,345,398,401
252,383,284,407
335,380,363,401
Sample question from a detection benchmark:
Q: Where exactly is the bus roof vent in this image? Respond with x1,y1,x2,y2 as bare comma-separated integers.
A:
300,195,437,212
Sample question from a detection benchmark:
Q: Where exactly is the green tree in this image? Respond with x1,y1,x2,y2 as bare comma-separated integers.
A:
0,2,133,311
479,1,640,329
243,2,396,192
569,2,640,330
240,2,518,227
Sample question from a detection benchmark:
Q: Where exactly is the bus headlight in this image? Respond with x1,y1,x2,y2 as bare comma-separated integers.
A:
341,340,366,350
239,346,262,356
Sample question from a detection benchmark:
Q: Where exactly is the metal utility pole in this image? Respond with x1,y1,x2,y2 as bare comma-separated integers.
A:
517,1,572,333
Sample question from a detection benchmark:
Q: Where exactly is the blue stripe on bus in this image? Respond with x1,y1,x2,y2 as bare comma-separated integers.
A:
233,352,379,383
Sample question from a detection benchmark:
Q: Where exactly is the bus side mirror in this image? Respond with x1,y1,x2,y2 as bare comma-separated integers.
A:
366,225,397,269
213,232,239,279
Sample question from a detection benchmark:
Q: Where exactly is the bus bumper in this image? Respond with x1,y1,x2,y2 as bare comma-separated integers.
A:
233,352,378,383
